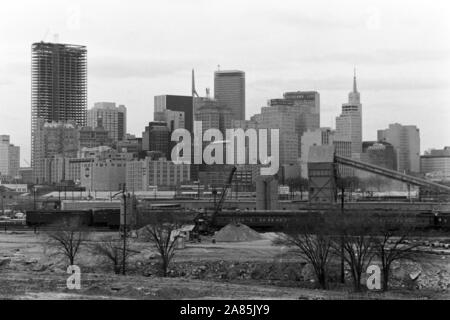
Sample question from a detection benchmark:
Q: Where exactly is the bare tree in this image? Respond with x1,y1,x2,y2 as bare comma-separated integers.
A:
332,214,376,292
46,217,89,266
275,214,333,289
371,214,422,291
143,212,183,277
92,236,137,274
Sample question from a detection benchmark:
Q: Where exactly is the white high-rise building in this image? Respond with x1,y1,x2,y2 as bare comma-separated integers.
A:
336,71,362,158
378,123,420,173
0,135,20,178
87,102,127,143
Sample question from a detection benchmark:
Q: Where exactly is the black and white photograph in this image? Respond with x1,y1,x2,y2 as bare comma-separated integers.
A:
1,0,450,308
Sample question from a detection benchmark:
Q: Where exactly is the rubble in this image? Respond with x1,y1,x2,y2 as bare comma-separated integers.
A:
0,258,11,267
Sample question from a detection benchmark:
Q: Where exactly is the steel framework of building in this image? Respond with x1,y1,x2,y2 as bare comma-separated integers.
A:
31,42,87,179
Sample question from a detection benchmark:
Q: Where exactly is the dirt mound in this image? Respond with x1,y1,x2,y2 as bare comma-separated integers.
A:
214,223,262,242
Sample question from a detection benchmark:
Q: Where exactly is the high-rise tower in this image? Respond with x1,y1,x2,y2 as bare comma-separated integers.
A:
87,102,127,143
214,70,245,121
336,70,362,157
31,42,87,172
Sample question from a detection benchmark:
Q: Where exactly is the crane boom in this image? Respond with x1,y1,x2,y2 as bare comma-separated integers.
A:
211,166,237,226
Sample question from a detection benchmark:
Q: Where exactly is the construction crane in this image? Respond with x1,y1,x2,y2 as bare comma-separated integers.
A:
194,166,237,236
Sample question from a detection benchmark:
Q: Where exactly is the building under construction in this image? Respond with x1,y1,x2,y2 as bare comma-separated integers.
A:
31,42,87,181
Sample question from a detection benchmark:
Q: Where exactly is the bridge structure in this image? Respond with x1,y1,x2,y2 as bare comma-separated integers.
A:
308,145,450,204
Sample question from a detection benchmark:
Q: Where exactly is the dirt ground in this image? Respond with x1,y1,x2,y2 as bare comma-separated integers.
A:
1,230,450,300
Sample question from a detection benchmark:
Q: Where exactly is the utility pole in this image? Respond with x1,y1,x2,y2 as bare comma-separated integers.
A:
0,188,4,216
340,184,345,284
33,186,37,210
112,184,128,275
122,183,127,276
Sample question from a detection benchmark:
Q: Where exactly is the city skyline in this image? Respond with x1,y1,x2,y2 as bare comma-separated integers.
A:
1,0,450,165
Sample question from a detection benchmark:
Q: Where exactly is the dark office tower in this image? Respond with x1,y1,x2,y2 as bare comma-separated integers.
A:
154,95,194,133
31,42,87,167
142,122,170,158
214,70,245,121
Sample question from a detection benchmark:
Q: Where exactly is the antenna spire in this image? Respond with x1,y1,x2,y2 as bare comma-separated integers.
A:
192,69,199,97
353,67,357,93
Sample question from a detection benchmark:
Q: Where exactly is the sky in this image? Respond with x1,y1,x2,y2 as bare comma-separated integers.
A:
1,0,450,165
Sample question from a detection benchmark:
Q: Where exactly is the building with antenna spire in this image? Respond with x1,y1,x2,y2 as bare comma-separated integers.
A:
336,69,363,157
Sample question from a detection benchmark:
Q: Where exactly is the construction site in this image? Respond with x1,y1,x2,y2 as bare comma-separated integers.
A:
1,145,450,299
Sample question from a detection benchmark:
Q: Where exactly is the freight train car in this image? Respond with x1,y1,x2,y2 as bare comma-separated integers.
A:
25,210,93,227
92,208,120,229
25,208,120,229
212,209,450,233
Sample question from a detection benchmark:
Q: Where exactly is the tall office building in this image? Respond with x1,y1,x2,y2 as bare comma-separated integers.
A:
154,109,185,132
214,70,245,121
33,119,79,183
142,122,170,158
283,91,320,120
336,71,362,157
252,102,299,166
31,42,87,169
79,126,113,149
0,135,20,178
361,141,397,170
378,123,420,173
154,95,193,133
194,98,233,133
87,102,127,143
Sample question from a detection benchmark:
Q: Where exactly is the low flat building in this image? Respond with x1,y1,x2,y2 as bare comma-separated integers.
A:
126,157,190,191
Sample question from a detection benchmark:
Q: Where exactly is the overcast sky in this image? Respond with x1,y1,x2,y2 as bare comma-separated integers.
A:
1,0,450,165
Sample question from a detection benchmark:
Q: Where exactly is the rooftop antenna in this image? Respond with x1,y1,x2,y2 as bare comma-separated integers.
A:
206,88,210,99
192,69,199,98
41,28,50,42
217,64,221,71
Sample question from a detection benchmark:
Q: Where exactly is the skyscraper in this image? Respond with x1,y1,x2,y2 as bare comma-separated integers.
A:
0,135,20,178
283,91,320,118
214,70,245,121
31,42,87,169
251,102,299,166
142,122,170,158
194,98,233,134
87,102,127,143
336,70,362,157
33,119,79,183
154,95,193,133
378,123,420,173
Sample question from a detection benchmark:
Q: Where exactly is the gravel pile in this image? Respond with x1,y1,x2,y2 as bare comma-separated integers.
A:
214,223,262,242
